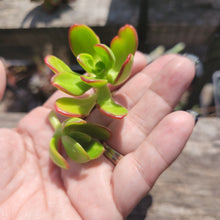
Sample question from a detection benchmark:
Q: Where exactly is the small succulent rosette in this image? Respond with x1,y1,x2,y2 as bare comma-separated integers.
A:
49,111,111,169
45,24,138,119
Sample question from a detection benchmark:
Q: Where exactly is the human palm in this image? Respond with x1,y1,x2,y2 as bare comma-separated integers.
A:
0,52,195,220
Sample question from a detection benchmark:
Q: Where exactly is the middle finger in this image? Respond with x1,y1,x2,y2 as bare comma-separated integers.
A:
107,55,195,154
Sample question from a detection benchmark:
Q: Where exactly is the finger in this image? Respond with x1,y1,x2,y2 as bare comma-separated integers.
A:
112,54,180,110
16,106,53,164
0,60,6,100
87,54,177,125
107,55,195,153
43,90,69,110
112,111,195,218
130,51,148,76
132,53,180,80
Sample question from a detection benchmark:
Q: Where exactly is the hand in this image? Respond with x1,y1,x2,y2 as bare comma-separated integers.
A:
0,52,195,219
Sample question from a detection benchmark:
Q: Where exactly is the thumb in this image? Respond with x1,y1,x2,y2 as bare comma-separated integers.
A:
0,59,6,100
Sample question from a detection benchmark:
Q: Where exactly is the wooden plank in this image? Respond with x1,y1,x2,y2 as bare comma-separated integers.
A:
0,0,111,28
0,0,141,29
146,117,220,219
0,0,142,60
0,112,25,128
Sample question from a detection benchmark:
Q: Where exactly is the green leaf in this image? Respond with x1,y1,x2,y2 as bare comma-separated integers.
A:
61,135,90,163
61,118,92,144
77,53,95,73
62,117,87,127
69,24,100,57
108,54,134,86
110,25,138,72
63,120,111,141
44,55,73,74
96,85,128,119
94,44,115,70
51,72,91,96
84,140,105,160
55,94,97,117
67,131,92,145
80,75,108,88
49,129,69,169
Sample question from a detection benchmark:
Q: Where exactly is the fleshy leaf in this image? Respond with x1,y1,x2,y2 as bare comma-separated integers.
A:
62,117,87,127
84,140,105,160
51,72,91,96
61,118,92,144
44,55,73,74
94,44,115,70
109,54,134,86
69,24,100,57
110,25,138,71
67,131,92,145
55,94,97,117
61,135,90,163
80,75,108,88
96,85,128,119
77,53,95,73
63,119,111,141
49,129,69,169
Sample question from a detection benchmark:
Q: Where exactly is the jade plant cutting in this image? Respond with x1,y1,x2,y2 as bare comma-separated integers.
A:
45,24,138,168
48,111,111,169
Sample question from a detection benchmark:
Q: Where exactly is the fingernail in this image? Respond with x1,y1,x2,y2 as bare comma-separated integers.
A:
186,110,200,124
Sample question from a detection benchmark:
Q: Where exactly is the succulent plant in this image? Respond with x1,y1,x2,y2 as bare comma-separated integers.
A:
45,24,138,168
49,111,111,168
45,24,138,119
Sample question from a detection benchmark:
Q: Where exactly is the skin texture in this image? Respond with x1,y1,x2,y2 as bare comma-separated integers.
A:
0,52,195,220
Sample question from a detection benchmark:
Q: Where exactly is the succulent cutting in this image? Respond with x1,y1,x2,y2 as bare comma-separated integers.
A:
45,24,138,168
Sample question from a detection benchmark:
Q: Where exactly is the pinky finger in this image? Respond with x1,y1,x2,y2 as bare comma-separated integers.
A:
112,111,196,218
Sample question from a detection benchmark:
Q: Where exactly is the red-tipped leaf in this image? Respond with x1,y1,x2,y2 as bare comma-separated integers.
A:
94,44,115,70
110,25,138,71
63,120,111,141
69,24,100,57
49,130,69,169
110,54,134,86
44,55,73,74
80,75,108,88
51,72,91,96
55,94,97,117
